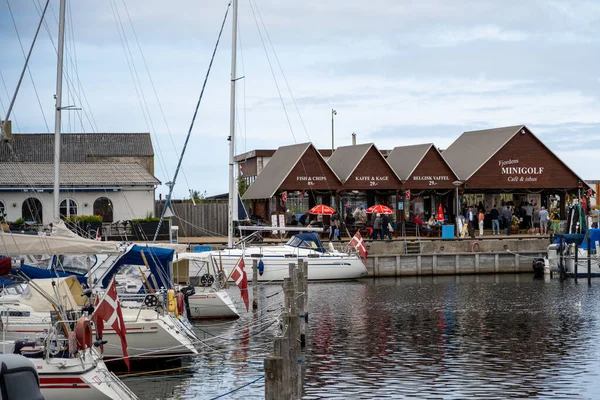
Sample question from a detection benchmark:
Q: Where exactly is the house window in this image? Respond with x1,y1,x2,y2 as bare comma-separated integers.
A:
60,199,78,219
0,200,5,220
93,197,113,222
22,198,42,224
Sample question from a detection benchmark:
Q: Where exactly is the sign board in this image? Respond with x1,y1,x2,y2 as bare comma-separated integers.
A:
353,175,390,187
411,175,450,186
281,191,288,202
271,214,278,234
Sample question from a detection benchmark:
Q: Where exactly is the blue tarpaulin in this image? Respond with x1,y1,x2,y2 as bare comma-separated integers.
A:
19,264,87,285
553,234,585,246
102,245,173,290
580,229,600,250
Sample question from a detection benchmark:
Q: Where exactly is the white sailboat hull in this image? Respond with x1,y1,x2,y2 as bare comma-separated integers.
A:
183,246,367,282
1,309,197,360
187,288,239,319
34,350,137,400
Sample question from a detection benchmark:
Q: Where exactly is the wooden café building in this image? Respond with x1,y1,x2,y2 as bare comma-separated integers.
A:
242,125,589,227
442,125,589,219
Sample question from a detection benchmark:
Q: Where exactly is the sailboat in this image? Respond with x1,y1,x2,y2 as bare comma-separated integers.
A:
0,0,198,361
188,0,368,282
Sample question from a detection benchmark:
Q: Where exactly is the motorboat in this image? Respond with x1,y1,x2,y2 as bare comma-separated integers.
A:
6,319,137,400
182,233,368,282
172,254,239,319
547,229,600,277
0,277,198,361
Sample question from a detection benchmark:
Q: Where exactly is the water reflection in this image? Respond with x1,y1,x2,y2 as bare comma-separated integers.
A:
129,275,600,399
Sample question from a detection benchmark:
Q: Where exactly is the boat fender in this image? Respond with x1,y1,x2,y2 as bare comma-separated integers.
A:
144,294,159,308
200,273,215,287
258,260,264,276
75,317,92,351
176,293,185,317
167,289,176,313
68,331,77,354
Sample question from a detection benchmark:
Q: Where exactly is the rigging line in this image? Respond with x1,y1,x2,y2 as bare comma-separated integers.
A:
109,0,170,182
236,17,247,154
4,0,50,133
247,0,297,143
119,0,194,194
2,0,49,136
248,1,330,202
33,0,99,133
153,1,232,242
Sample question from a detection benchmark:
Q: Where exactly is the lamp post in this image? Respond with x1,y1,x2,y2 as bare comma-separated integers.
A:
331,109,337,151
453,180,462,238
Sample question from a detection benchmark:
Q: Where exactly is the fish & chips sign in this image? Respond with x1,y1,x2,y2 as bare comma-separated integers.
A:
296,176,326,186
499,159,544,182
354,175,389,187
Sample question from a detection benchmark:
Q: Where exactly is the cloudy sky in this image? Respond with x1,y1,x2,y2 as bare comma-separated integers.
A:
1,0,599,199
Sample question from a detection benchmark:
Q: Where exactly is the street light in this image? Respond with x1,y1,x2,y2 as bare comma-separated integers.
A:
331,109,337,151
453,180,462,238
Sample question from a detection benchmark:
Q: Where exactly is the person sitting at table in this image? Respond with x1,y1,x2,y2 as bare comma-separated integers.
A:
289,215,298,226
427,216,436,227
298,211,309,226
413,215,424,226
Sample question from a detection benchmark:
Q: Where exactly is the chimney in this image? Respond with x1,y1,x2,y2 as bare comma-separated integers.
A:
351,132,356,145
0,120,11,141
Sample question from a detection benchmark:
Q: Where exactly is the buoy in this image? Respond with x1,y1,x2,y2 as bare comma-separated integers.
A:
167,289,176,313
176,293,184,318
75,318,92,351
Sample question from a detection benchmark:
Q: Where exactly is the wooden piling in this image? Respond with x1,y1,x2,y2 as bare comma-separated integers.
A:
302,260,308,322
252,259,258,311
265,357,284,400
574,243,578,283
588,235,592,285
296,268,306,349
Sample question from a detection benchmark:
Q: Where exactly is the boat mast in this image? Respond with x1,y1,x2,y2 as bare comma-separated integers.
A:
227,0,239,248
53,0,67,220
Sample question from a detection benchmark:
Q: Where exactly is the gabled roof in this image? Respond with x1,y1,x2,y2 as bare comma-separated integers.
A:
0,163,160,186
442,125,524,180
327,143,401,183
242,143,340,200
0,133,154,162
387,143,432,181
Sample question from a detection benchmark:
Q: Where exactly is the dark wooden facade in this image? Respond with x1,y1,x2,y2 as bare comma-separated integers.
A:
466,127,583,189
403,147,458,190
279,146,342,191
342,146,401,190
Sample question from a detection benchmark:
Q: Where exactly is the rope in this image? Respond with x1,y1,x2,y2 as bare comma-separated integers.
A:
209,375,265,400
154,1,232,241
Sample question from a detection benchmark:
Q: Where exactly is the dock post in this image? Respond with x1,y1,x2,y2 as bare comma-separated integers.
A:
264,357,284,400
588,235,592,285
295,266,306,348
302,260,309,322
284,277,300,399
574,243,578,283
274,329,292,399
252,259,258,310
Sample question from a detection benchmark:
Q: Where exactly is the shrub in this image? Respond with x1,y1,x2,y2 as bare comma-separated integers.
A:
131,217,161,223
13,218,25,225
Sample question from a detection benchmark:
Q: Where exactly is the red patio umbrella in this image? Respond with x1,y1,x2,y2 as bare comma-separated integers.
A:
365,204,393,215
308,204,335,215
436,204,445,222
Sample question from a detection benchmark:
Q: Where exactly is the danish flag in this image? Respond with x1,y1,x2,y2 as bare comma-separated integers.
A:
349,231,368,264
93,280,129,370
230,257,249,312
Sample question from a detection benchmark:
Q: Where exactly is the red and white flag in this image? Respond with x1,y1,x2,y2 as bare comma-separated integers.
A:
95,228,101,241
93,280,129,370
349,231,368,264
231,257,249,312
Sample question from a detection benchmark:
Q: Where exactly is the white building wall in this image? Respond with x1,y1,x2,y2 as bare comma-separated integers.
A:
0,187,155,225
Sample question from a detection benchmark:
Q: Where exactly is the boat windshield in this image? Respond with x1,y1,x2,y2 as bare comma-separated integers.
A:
285,233,326,253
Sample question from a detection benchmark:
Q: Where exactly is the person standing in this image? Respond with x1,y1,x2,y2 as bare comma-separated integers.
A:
539,206,549,235
329,210,340,241
490,206,499,234
381,213,392,241
502,205,513,235
591,206,598,229
467,206,475,238
533,207,540,234
372,212,382,240
524,201,534,229
478,209,485,236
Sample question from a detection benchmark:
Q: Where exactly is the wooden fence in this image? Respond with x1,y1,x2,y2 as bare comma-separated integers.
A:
155,201,228,237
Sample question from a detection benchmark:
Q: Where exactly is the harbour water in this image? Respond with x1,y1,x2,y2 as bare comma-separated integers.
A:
127,274,600,399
